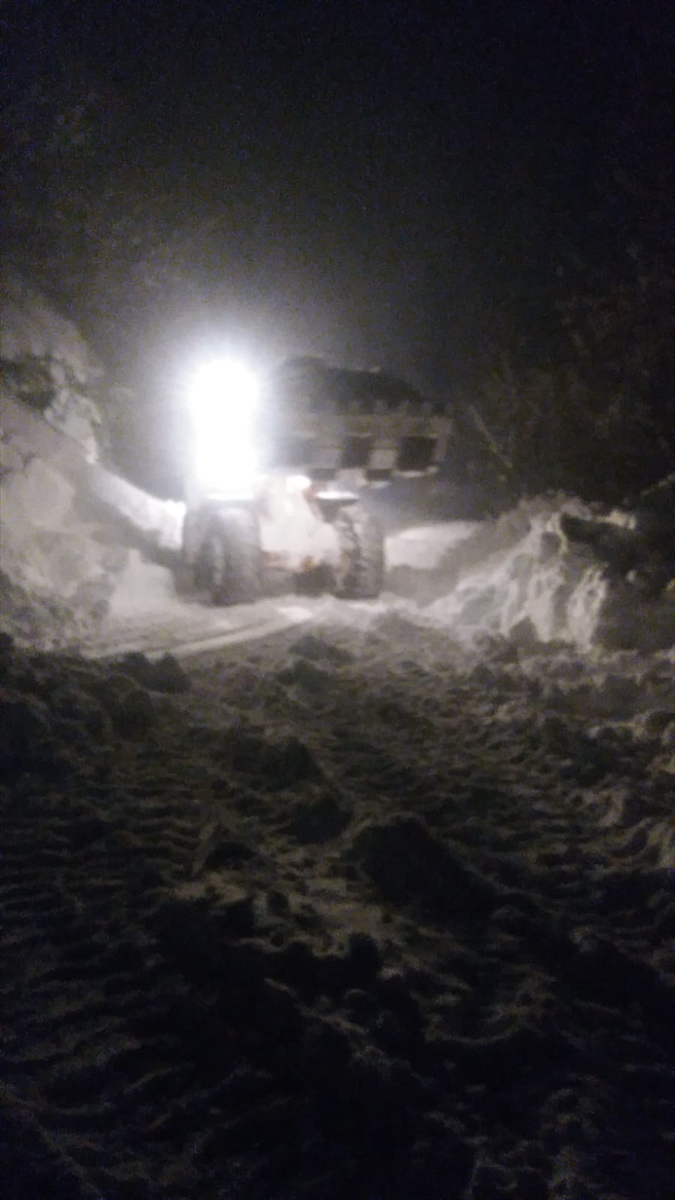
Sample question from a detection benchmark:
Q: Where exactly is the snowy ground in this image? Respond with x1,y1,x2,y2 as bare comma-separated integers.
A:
2,584,673,1198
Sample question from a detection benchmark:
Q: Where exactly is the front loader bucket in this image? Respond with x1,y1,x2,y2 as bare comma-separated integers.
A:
261,359,452,484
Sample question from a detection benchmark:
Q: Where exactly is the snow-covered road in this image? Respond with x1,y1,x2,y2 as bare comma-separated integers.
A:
80,593,317,660
73,522,479,660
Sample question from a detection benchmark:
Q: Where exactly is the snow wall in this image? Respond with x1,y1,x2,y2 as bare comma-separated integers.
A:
1,392,184,647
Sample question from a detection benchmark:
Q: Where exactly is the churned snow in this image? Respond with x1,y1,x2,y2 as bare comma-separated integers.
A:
2,607,673,1199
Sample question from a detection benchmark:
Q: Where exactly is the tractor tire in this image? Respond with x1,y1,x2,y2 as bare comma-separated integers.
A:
200,508,263,605
334,505,385,599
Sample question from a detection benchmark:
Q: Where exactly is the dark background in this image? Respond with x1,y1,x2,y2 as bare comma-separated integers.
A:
1,1,672,497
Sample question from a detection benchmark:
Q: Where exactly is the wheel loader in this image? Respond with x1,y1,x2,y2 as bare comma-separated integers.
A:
181,357,452,604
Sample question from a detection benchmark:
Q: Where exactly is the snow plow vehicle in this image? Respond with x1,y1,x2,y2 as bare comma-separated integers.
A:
181,357,452,604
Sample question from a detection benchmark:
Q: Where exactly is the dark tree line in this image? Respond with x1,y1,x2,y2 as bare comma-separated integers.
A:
462,245,673,505
459,87,673,507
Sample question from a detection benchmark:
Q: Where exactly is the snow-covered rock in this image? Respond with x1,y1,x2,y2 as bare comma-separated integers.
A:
1,273,104,460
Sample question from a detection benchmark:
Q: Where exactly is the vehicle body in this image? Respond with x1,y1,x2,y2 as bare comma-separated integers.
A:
181,358,452,604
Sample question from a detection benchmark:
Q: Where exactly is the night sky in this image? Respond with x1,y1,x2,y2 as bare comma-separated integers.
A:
2,1,671,457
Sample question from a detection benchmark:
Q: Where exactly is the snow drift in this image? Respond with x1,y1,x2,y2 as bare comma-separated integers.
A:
385,497,673,653
0,392,184,647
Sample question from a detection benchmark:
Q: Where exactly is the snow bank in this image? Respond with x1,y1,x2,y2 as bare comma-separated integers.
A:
1,392,184,647
424,497,608,646
87,465,184,552
388,496,674,652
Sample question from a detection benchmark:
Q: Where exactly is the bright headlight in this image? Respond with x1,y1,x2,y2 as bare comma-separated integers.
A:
189,358,259,492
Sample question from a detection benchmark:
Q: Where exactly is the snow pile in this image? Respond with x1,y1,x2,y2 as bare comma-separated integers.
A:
425,497,607,646
0,393,185,648
0,277,184,648
388,496,673,651
0,407,121,646
87,468,184,552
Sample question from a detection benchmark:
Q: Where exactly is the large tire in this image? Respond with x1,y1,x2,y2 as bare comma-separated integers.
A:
200,508,263,605
334,505,385,599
